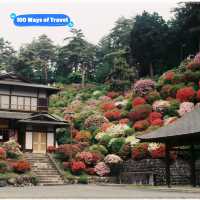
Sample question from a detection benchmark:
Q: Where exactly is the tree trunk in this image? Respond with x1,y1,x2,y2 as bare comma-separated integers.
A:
44,62,48,84
149,63,154,78
81,67,86,88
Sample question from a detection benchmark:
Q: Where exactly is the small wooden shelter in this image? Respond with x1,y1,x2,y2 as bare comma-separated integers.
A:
137,108,200,187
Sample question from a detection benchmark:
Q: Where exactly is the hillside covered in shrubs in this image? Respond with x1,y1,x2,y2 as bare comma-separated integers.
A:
49,53,200,180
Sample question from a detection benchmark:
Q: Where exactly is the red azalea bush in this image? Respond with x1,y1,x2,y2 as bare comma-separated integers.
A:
148,112,162,124
132,97,146,107
128,104,152,121
160,84,173,99
150,144,165,159
176,87,196,102
13,160,31,173
101,102,116,112
106,91,119,99
104,110,121,121
151,118,163,126
76,151,93,165
47,146,56,153
119,118,130,125
0,147,6,159
164,71,175,81
133,120,150,131
132,143,149,160
71,160,86,174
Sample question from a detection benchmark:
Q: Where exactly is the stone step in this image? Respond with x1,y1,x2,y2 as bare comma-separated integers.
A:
25,153,65,185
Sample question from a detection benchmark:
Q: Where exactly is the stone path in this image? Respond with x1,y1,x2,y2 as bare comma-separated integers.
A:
0,185,200,198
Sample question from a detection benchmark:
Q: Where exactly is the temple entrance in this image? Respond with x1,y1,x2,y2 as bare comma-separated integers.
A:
33,132,47,153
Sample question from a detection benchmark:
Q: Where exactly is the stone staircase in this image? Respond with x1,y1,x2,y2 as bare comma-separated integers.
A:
25,153,65,186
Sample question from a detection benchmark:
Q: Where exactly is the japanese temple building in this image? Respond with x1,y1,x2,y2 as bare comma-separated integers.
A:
137,107,200,187
0,72,67,153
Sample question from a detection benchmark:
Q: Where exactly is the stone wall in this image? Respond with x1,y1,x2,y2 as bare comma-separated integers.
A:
120,158,200,185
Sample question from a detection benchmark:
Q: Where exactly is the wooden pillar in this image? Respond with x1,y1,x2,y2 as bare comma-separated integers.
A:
165,143,171,188
190,144,196,187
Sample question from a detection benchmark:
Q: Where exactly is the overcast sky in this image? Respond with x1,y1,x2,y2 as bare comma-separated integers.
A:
0,0,188,49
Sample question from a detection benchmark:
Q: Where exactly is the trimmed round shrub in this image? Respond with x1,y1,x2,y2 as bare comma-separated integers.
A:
152,100,170,113
70,160,86,174
124,127,135,136
197,89,200,101
84,114,109,130
99,134,112,146
108,138,125,154
178,102,194,117
133,120,150,131
132,97,146,107
133,79,156,96
74,130,91,142
101,102,116,112
94,162,110,176
13,160,31,173
76,151,93,165
176,87,196,102
148,112,162,124
164,71,175,82
89,144,108,155
187,62,200,71
104,154,123,165
104,110,121,121
128,104,152,121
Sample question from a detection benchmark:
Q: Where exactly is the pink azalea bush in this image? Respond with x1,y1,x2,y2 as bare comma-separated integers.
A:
152,100,170,113
94,162,110,176
133,79,156,96
104,154,123,164
178,102,194,116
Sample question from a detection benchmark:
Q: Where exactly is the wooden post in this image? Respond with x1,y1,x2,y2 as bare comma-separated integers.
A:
165,143,171,188
190,144,196,187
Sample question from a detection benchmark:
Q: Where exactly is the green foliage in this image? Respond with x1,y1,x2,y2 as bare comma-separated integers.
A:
125,99,132,111
78,175,88,184
67,72,82,83
6,151,19,159
99,134,112,146
108,138,125,154
0,162,8,173
125,128,135,136
89,144,108,155
56,128,72,145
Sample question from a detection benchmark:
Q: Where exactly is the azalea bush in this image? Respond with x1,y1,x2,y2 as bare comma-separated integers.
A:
132,97,146,107
0,162,8,173
178,102,194,116
132,143,149,160
106,91,119,99
128,104,152,121
152,100,170,113
75,130,91,142
133,120,150,131
76,151,93,165
104,110,121,121
84,114,109,130
13,160,31,173
133,79,156,96
101,102,116,112
104,154,123,164
70,160,86,174
176,87,196,102
94,162,110,176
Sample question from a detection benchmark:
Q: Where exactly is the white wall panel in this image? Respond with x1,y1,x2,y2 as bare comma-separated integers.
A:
25,132,32,149
47,132,54,146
